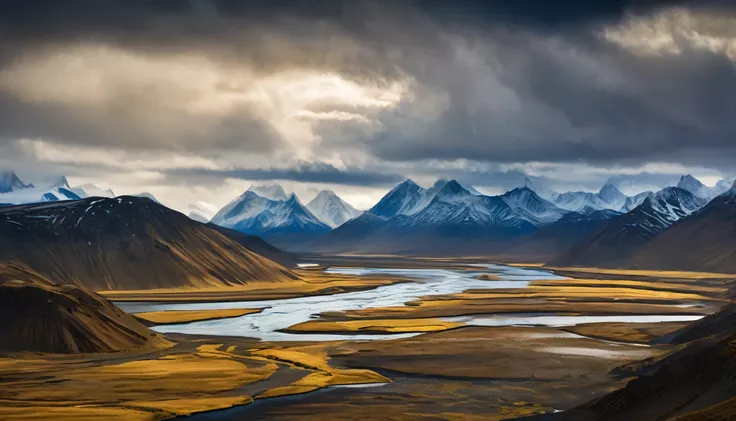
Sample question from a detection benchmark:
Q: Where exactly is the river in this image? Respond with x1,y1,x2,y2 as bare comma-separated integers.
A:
116,264,701,341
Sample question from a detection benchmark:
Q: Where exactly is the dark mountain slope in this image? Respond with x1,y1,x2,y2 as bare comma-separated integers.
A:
0,262,169,353
0,196,299,290
499,209,621,261
625,186,736,273
205,223,297,267
551,187,705,268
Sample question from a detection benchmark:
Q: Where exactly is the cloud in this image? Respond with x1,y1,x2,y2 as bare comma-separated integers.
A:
168,162,404,187
363,8,736,166
1,0,735,210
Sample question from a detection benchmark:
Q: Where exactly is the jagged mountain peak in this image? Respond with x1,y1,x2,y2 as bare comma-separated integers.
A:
598,182,622,196
70,183,115,198
505,186,535,195
48,176,70,189
598,182,627,207
314,189,338,199
212,188,329,236
393,179,421,193
247,183,289,201
0,170,34,193
676,174,712,199
432,179,449,190
285,192,301,204
678,174,703,185
369,179,427,218
307,190,361,228
436,180,470,197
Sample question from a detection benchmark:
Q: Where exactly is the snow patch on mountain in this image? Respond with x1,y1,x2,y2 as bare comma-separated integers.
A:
0,172,91,204
501,187,567,226
621,191,653,212
70,184,116,198
633,187,707,236
134,192,161,204
598,183,627,210
247,183,289,201
523,176,561,201
186,201,218,223
307,190,362,228
553,182,630,213
677,174,714,200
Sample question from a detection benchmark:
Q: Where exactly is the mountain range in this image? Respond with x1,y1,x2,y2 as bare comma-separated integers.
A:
0,171,116,204
210,191,331,245
549,182,628,213
552,185,718,269
621,181,736,273
4,168,736,271
0,170,34,193
304,181,567,254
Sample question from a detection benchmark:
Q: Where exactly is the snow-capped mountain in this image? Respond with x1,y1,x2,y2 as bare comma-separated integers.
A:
523,177,559,201
0,172,81,204
500,187,567,227
553,191,610,212
368,179,482,219
620,191,653,212
187,201,218,223
552,186,707,267
70,183,116,198
676,174,736,201
677,174,713,200
713,179,735,196
247,183,289,201
638,187,706,230
598,183,628,210
368,179,427,218
188,211,209,223
552,182,629,212
0,171,34,193
306,190,362,228
134,192,161,203
620,180,736,272
391,181,530,231
308,180,542,255
211,191,330,237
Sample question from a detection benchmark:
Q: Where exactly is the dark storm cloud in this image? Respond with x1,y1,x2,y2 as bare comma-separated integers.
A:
364,13,736,166
1,0,735,169
168,162,403,186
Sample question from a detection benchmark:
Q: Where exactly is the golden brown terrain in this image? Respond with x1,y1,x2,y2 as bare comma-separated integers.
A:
284,318,463,334
2,259,734,421
0,337,391,421
310,275,725,322
101,270,410,302
135,308,263,325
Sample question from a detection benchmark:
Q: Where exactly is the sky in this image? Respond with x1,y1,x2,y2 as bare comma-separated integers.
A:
1,0,735,212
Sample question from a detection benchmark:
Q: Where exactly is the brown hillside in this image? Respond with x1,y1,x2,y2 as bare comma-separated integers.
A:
626,190,736,273
543,304,736,421
0,262,170,353
0,197,299,290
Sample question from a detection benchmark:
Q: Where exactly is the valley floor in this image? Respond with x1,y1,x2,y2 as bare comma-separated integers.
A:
1,257,734,420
